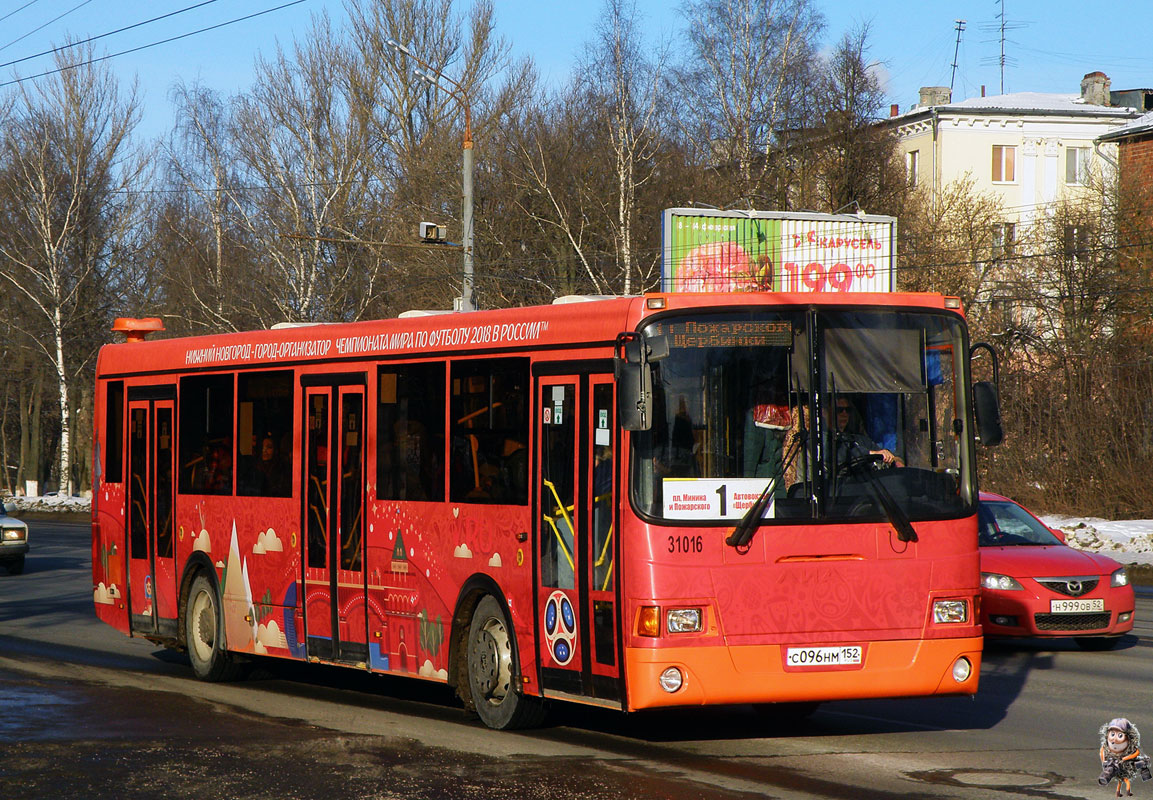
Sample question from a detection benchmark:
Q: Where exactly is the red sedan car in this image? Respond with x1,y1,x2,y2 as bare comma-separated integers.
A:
979,492,1135,649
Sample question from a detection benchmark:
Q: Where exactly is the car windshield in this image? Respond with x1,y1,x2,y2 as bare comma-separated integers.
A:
978,500,1062,546
630,308,977,524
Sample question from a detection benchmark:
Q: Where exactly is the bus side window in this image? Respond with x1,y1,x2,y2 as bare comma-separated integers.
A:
449,358,529,504
236,370,294,498
377,363,446,502
178,373,235,496
104,380,124,483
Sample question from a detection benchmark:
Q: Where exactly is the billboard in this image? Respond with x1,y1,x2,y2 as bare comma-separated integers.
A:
661,208,897,294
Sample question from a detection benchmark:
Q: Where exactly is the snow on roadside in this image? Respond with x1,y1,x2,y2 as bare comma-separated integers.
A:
3,494,91,515
1042,515,1153,566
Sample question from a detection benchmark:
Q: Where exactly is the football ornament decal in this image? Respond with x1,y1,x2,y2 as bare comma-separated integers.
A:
544,590,577,666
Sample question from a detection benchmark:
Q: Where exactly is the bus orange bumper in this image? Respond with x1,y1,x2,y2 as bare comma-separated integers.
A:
624,637,982,710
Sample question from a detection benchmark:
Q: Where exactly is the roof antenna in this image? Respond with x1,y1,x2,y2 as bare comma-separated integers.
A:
950,20,966,94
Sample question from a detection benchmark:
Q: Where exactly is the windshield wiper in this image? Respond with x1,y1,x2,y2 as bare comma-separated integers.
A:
842,440,918,543
727,430,805,549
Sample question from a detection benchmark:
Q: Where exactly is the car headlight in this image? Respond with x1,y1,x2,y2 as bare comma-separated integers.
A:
981,572,1023,591
1111,567,1129,587
2,528,25,541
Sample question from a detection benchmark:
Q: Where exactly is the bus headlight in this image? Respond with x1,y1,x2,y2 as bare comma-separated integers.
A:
658,667,683,693
952,657,972,683
666,608,702,633
933,600,968,623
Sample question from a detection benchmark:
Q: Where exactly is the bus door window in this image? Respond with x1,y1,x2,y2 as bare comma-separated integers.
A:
589,380,618,673
128,406,149,563
339,392,364,572
540,383,576,591
155,407,174,559
306,392,330,570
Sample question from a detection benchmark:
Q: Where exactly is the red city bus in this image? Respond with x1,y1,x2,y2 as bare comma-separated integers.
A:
91,292,1001,729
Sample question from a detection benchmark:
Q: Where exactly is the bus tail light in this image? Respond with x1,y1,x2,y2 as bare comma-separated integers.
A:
933,599,968,624
666,608,702,633
638,606,661,637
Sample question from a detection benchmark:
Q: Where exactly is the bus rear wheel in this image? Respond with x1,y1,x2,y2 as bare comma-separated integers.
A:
186,573,244,682
466,595,545,730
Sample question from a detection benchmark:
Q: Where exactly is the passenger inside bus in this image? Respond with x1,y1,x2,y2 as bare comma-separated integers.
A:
743,384,790,493
188,440,233,494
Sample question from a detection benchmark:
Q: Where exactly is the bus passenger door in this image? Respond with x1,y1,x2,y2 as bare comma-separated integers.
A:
535,375,622,707
302,379,368,664
585,377,621,703
126,391,177,639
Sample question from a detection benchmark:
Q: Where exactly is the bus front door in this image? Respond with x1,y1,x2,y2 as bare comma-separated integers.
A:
535,375,622,707
302,380,368,664
126,390,177,639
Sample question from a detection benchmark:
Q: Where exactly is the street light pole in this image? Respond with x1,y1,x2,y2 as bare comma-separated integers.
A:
387,39,475,312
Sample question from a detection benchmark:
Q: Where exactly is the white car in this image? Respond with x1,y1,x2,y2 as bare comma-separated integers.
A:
0,503,28,574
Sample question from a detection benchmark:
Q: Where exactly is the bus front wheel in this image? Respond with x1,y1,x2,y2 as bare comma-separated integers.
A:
186,573,244,682
466,595,545,730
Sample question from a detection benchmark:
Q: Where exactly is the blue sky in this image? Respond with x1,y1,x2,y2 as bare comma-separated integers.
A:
0,0,1148,141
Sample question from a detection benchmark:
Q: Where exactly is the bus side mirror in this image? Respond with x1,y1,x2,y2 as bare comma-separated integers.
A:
617,361,651,431
615,332,667,432
973,381,1003,447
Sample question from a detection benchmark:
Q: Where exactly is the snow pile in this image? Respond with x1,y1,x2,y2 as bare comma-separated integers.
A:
1043,516,1153,566
3,494,91,515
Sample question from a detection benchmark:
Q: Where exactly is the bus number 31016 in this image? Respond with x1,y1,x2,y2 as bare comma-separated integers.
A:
668,534,704,554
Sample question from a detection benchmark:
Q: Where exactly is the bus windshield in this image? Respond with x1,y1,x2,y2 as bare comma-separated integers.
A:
630,308,975,524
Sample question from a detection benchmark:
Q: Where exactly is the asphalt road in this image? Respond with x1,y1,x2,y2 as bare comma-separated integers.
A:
2,519,1151,799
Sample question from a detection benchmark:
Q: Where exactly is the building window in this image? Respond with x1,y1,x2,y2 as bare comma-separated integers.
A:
992,222,1016,259
992,145,1016,182
1063,225,1091,261
1065,147,1090,185
906,150,919,187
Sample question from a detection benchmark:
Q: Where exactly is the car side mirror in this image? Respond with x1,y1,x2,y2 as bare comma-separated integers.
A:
1049,527,1066,543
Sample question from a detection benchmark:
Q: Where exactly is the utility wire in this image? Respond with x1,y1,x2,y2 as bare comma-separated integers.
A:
0,0,94,54
0,0,224,72
0,0,308,89
0,0,45,27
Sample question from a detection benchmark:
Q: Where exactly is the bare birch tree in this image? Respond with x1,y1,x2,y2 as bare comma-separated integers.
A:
0,45,142,494
672,0,824,205
158,83,257,333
